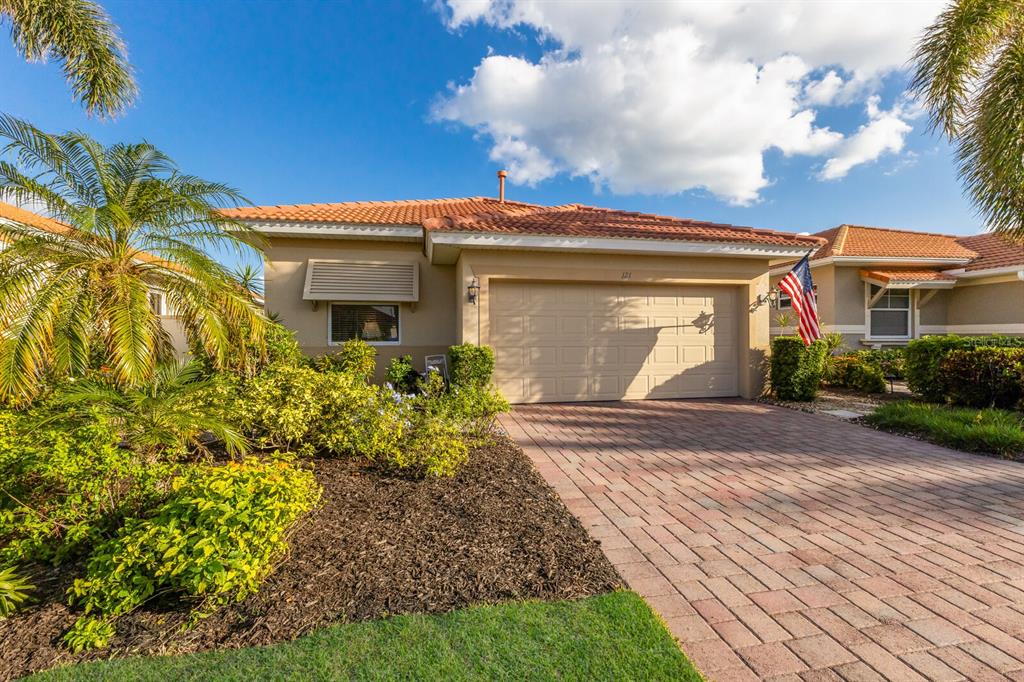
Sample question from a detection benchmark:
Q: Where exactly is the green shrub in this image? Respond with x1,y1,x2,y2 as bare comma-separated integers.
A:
0,413,176,564
236,364,325,451
312,339,376,381
430,383,510,446
867,401,1024,459
448,344,495,388
315,378,409,461
387,411,469,478
906,335,1024,401
385,355,420,394
770,336,827,401
47,361,246,459
940,348,1024,408
857,348,906,379
0,565,33,617
823,355,886,394
238,363,410,459
65,458,321,650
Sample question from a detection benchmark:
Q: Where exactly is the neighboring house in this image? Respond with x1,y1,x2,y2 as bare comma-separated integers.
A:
0,201,193,356
769,224,1024,348
223,189,819,403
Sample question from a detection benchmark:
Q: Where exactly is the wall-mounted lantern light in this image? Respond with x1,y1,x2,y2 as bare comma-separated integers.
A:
467,277,480,305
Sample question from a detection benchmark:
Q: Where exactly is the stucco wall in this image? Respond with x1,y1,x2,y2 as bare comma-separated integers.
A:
946,279,1024,330
263,237,457,374
454,249,772,399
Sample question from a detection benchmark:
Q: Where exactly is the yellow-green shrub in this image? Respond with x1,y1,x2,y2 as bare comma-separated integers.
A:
311,339,376,381
0,413,175,564
65,458,321,650
387,412,469,477
238,364,410,459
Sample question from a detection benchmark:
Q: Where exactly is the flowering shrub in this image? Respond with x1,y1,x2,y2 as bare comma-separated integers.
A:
65,458,320,650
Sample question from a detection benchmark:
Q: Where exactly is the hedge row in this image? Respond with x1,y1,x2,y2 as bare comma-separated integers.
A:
905,335,1024,403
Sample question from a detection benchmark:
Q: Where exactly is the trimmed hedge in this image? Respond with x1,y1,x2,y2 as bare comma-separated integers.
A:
770,336,827,401
856,348,905,380
940,348,1024,408
905,335,1024,402
824,355,886,394
449,344,496,388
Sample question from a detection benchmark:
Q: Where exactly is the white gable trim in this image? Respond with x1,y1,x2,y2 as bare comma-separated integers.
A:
426,230,812,260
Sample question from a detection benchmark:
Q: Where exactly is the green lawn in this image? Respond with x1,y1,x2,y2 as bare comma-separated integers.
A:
867,401,1024,458
29,591,701,682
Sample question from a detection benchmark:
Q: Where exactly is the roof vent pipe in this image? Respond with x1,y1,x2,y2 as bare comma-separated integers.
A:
497,169,507,203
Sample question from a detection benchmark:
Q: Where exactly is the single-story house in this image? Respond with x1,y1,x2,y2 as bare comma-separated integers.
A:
769,224,1024,348
223,187,819,403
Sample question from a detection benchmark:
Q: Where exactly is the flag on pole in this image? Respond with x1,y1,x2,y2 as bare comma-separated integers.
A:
778,254,822,345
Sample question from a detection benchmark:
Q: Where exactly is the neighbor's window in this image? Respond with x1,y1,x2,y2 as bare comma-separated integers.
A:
330,304,400,344
868,285,910,338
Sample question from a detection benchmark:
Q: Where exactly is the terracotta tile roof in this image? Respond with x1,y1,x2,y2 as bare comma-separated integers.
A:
860,269,956,283
0,202,183,272
809,224,977,261
956,233,1024,272
0,201,74,237
422,203,820,247
226,197,820,248
219,197,542,224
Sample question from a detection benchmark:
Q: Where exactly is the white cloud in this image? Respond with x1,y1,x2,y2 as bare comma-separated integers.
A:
436,0,943,204
819,96,919,180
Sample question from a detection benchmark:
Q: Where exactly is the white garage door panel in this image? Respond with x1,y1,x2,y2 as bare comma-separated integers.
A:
491,281,739,403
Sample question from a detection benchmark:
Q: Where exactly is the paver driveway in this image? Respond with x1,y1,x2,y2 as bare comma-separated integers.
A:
501,400,1024,681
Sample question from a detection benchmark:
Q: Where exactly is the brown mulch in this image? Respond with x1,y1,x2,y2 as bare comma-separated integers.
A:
0,436,621,681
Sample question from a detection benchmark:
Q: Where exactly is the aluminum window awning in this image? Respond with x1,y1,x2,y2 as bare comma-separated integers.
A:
859,269,957,290
302,259,419,302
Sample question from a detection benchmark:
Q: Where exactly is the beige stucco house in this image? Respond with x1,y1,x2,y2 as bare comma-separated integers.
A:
223,194,819,403
769,224,1024,348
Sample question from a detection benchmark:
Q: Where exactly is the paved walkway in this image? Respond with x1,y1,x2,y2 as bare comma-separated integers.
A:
501,400,1024,681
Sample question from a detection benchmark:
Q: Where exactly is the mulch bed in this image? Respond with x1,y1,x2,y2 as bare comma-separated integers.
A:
1,436,621,681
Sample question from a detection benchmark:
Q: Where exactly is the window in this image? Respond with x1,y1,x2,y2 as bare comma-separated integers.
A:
329,304,400,344
776,291,792,310
148,291,164,316
868,285,910,338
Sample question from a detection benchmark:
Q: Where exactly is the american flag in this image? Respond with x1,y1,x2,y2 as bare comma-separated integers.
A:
778,254,822,345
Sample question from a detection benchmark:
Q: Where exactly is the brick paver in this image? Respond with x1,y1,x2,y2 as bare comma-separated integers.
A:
501,400,1024,680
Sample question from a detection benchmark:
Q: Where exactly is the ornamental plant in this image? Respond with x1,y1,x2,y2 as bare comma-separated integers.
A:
770,336,827,401
941,347,1024,408
0,411,175,564
448,344,496,388
65,458,321,651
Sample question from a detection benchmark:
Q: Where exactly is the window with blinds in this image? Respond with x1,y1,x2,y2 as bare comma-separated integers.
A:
329,304,400,344
868,285,910,338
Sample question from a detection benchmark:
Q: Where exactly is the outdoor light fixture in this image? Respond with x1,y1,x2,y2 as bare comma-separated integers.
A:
467,278,480,304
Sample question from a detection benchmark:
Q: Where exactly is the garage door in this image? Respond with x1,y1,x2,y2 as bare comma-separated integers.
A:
490,281,738,403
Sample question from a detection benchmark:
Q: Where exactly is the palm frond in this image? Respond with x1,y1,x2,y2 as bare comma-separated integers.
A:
2,0,137,117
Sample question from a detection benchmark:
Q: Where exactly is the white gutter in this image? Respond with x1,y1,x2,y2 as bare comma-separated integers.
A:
942,264,1024,279
243,221,423,241
426,230,814,259
770,255,974,276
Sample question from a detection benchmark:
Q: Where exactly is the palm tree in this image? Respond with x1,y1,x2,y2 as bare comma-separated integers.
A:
0,115,267,404
49,359,248,458
911,0,1024,240
1,0,136,117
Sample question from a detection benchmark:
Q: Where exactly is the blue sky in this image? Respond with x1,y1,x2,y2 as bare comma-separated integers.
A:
0,0,981,261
